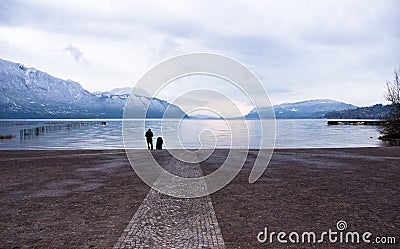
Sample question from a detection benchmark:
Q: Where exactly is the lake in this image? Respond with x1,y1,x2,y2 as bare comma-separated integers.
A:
0,119,384,149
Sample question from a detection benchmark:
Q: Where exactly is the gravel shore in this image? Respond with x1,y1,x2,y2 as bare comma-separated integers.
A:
201,147,400,248
0,148,399,248
0,150,149,248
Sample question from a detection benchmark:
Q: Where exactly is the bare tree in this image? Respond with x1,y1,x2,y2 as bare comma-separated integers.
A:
384,67,400,120
380,67,400,142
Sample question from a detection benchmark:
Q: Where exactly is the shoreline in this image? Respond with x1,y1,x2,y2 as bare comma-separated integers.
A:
0,145,393,151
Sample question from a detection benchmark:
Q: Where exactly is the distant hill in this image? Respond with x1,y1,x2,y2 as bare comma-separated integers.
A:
323,104,394,119
0,58,186,119
246,99,357,119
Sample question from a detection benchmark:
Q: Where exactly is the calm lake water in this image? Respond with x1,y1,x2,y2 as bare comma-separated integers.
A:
0,119,384,149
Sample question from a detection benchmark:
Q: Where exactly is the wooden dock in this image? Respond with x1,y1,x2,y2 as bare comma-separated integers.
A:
327,120,387,126
19,121,106,139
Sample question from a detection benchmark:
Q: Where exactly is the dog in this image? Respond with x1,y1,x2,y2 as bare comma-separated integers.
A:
156,137,163,150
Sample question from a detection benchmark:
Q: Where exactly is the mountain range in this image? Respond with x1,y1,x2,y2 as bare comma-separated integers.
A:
0,58,185,119
323,104,395,119
245,99,357,119
1,58,386,120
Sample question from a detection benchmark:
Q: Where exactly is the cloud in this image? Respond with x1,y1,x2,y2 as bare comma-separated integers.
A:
0,0,399,106
64,44,88,64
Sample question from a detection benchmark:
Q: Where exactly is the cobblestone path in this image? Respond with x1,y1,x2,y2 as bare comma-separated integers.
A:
114,151,225,249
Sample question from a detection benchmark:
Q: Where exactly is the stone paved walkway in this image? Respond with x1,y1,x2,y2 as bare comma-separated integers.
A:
114,151,225,249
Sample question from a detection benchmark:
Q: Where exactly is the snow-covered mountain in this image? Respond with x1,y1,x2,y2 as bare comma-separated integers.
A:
0,58,186,119
94,87,150,97
245,99,357,119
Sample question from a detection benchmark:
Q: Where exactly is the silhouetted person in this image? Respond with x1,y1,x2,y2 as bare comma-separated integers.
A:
156,137,163,150
145,128,153,150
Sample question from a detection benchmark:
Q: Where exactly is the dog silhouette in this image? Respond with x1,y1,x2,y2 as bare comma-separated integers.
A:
156,137,163,150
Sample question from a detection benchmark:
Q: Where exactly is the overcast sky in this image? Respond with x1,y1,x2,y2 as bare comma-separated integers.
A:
0,0,399,109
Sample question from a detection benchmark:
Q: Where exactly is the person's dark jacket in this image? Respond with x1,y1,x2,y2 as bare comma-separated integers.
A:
145,130,153,141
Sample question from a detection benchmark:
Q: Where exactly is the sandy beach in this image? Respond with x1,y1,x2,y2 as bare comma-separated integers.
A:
0,148,399,248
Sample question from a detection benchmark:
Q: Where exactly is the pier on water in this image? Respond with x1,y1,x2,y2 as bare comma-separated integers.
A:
327,120,387,126
19,121,106,140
